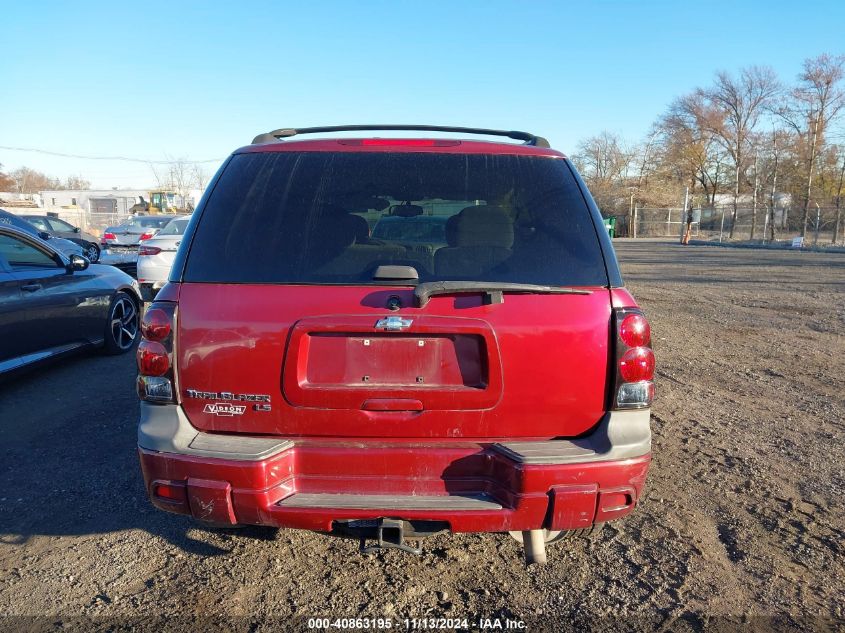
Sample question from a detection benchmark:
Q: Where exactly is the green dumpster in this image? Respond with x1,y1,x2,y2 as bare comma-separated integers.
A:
602,216,616,238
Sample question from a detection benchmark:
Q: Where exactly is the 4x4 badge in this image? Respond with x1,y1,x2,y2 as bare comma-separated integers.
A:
375,316,413,331
203,403,247,416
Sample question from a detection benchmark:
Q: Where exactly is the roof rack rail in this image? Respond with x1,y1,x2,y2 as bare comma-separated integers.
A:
251,125,551,148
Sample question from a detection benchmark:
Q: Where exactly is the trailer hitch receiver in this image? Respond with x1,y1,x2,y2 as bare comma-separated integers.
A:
358,519,422,555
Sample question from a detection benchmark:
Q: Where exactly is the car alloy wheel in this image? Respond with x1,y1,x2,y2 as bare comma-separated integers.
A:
110,295,139,350
85,243,100,262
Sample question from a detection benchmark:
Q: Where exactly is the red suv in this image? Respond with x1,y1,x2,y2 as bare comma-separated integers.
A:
137,126,654,564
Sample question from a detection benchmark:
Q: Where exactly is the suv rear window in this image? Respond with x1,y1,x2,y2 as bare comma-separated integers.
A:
183,152,607,286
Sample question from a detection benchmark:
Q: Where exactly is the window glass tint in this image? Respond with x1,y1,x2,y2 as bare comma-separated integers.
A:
158,218,190,236
184,152,607,286
0,234,58,268
48,218,75,231
26,217,51,231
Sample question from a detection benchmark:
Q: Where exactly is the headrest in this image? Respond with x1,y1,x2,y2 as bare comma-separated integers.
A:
453,205,514,248
347,214,370,243
312,213,357,254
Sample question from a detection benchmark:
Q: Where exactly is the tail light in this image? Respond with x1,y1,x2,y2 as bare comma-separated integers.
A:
139,232,155,241
139,245,162,256
137,304,176,403
101,232,116,244
612,309,654,409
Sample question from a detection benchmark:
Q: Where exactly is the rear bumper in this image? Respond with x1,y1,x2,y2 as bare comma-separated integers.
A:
137,260,170,301
138,404,651,533
136,259,171,283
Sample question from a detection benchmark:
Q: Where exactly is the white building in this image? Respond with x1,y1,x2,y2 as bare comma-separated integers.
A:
38,189,150,213
712,192,791,208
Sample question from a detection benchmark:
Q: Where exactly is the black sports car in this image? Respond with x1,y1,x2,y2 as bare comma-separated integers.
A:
0,224,142,375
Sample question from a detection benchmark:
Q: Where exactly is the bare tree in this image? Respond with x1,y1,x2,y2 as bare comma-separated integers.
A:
631,130,660,190
573,131,632,182
750,147,760,239
701,66,780,238
10,167,61,194
64,175,91,190
626,129,661,226
567,53,845,242
191,164,209,192
169,158,194,199
0,164,15,192
150,158,209,203
777,54,845,237
759,127,791,241
571,132,633,212
657,92,726,205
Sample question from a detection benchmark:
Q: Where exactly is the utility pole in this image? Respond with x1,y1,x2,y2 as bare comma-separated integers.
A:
633,206,638,239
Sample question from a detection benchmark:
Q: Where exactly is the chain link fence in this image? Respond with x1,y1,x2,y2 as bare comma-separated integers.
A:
36,195,143,237
613,205,844,245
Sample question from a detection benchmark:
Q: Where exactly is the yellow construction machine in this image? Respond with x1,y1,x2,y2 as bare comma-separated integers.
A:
147,190,191,214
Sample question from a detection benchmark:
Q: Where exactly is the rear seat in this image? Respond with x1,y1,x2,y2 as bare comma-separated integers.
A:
434,205,513,278
313,213,406,278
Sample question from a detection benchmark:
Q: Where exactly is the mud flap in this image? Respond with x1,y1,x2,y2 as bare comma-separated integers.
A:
186,478,238,526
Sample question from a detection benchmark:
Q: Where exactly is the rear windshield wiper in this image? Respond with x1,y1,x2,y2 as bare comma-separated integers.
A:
414,281,592,307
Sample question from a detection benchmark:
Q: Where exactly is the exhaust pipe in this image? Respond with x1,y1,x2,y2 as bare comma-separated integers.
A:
522,529,547,565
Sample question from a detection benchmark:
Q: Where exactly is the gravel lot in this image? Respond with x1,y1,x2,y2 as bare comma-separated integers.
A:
1,240,843,632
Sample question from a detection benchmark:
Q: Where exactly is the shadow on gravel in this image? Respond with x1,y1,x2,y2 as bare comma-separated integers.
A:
0,350,277,557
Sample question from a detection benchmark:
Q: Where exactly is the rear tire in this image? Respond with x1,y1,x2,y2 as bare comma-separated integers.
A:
103,291,140,354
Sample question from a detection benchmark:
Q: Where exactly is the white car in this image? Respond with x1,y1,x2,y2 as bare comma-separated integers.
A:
136,215,191,300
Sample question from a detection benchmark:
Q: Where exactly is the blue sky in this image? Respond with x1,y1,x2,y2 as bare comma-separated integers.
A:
2,0,844,188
